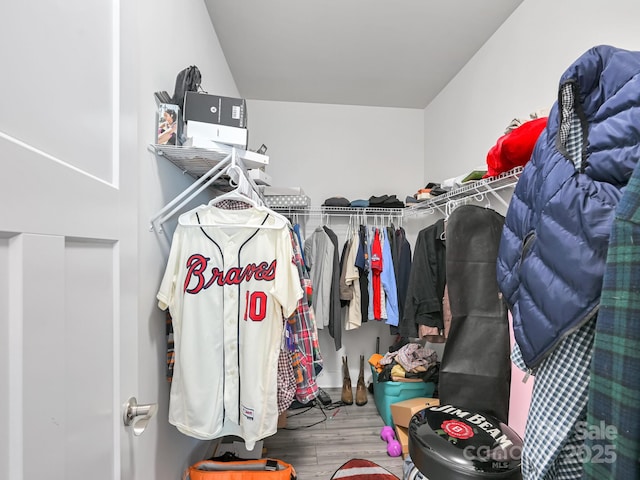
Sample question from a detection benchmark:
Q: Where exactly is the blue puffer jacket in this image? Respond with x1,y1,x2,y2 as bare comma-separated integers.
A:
497,45,640,369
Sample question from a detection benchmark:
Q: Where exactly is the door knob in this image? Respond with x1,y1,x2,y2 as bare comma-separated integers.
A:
123,397,158,436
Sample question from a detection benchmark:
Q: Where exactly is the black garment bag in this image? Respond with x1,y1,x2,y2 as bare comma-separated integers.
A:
438,205,511,423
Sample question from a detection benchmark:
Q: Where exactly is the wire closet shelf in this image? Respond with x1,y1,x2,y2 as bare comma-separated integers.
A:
149,143,269,174
403,166,523,217
269,166,523,219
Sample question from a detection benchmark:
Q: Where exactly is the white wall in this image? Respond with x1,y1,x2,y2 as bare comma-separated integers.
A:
423,0,640,183
247,101,424,203
136,1,242,478
246,100,426,388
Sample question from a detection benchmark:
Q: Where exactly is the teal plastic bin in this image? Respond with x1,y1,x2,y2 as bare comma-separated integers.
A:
371,365,435,426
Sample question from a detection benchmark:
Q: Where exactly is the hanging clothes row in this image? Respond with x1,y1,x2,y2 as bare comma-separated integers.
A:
304,224,342,349
301,219,413,349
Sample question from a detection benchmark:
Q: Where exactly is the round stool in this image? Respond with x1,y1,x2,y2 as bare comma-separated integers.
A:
408,404,523,479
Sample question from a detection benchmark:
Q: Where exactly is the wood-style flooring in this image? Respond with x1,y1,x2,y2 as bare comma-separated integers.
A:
262,387,405,479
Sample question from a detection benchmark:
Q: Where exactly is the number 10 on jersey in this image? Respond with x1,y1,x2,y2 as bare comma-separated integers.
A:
244,290,267,321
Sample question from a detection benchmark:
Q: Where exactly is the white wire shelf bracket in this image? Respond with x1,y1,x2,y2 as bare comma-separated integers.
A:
149,145,267,243
403,166,523,217
149,154,232,235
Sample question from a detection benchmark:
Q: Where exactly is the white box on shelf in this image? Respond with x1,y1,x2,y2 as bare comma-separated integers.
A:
241,149,270,166
185,120,248,149
248,169,272,186
264,195,311,209
261,186,306,196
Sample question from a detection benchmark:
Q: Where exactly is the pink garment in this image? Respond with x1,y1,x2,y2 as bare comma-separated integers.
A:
419,284,452,343
419,324,445,343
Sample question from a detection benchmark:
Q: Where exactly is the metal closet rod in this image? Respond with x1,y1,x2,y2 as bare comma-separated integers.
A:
271,206,405,217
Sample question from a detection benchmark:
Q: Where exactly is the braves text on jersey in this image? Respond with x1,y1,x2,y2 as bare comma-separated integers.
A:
157,206,302,450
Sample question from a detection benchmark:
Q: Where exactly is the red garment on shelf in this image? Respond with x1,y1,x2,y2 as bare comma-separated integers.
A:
485,117,548,178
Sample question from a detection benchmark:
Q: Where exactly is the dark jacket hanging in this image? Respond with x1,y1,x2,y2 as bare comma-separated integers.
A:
400,218,446,338
323,226,342,350
356,224,370,324
394,227,412,324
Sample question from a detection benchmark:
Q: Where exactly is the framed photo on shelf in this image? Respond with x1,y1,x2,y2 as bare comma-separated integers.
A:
155,103,181,146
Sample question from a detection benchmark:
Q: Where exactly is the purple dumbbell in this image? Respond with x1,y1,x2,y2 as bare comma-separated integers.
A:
380,425,402,457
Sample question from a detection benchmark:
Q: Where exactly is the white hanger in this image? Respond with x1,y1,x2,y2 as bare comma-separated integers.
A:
208,165,260,207
178,164,289,229
230,165,294,226
179,199,287,229
346,214,355,241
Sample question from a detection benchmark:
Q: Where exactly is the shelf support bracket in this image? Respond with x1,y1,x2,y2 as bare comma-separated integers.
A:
149,154,232,234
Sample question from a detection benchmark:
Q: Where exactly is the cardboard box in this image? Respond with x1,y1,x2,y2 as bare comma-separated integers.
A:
184,91,247,128
395,425,409,458
277,411,287,429
185,120,248,149
390,397,440,428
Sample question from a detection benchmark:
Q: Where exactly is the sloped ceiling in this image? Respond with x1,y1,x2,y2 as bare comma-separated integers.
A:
204,0,524,108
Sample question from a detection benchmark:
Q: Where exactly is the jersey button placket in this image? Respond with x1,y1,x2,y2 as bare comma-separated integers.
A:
223,241,240,424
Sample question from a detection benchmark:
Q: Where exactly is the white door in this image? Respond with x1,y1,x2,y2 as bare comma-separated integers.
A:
0,1,140,479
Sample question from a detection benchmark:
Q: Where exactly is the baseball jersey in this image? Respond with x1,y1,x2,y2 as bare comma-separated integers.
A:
157,206,302,450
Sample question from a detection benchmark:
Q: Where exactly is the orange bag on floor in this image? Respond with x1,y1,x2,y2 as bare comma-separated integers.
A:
183,458,296,480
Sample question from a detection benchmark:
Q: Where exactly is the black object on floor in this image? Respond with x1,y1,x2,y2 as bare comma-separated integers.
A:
317,388,332,406
288,399,315,410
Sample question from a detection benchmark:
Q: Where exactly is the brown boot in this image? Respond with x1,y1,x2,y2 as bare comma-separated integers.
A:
356,355,368,406
341,356,353,405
